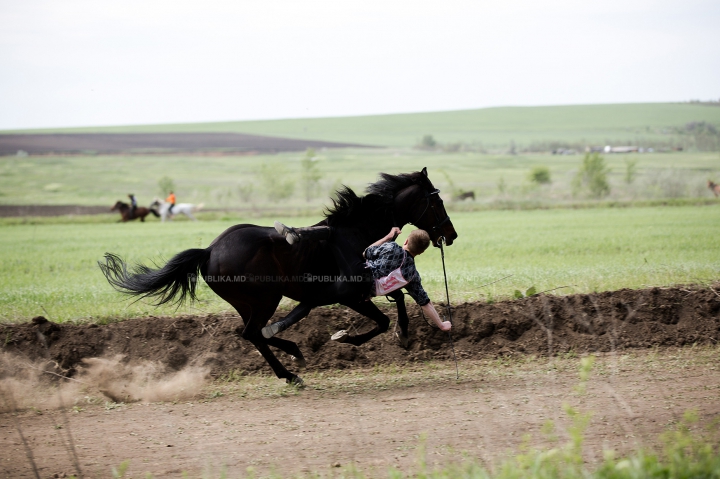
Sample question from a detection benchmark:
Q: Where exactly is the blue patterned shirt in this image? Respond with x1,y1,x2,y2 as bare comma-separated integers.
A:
364,242,430,306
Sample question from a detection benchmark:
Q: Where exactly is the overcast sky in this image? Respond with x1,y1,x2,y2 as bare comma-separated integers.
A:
0,0,718,130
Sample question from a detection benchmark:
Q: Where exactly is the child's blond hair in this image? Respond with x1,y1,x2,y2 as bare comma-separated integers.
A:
407,229,431,256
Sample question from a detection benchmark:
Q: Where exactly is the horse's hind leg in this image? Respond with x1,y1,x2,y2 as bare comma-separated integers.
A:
335,300,390,347
235,298,303,385
262,302,313,338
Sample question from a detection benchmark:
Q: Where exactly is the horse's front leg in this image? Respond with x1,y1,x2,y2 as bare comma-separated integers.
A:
387,290,410,349
334,300,390,347
266,336,308,368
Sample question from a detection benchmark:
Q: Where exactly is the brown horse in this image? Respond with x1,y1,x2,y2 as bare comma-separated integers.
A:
111,201,160,222
708,180,720,198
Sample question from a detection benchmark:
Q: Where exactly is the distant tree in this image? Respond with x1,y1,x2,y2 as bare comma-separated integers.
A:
440,169,462,197
259,164,295,202
301,148,323,201
158,176,175,196
508,140,517,155
528,166,552,185
419,135,436,149
624,158,638,184
573,153,610,198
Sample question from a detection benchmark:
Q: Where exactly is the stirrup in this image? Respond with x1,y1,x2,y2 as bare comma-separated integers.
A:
274,221,300,245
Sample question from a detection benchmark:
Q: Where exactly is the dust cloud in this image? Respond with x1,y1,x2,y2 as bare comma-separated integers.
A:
0,353,209,413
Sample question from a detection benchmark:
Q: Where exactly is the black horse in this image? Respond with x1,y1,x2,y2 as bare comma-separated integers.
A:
99,168,458,384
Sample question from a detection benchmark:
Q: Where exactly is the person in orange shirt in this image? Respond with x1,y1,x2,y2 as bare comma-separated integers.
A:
166,191,176,215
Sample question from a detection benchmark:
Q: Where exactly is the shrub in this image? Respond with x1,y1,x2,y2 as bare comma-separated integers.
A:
573,153,610,198
259,164,295,202
624,158,638,184
529,166,552,185
419,134,436,149
237,182,254,203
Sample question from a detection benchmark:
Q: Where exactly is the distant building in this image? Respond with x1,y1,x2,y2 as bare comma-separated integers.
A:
603,145,639,153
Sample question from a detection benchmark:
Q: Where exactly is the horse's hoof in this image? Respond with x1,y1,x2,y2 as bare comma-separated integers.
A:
331,330,349,343
286,376,305,387
291,355,307,368
262,322,281,339
396,331,409,349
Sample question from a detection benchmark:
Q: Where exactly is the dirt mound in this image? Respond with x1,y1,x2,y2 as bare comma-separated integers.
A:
1,286,719,379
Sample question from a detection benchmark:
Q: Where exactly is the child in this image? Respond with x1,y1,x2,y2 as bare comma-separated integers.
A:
274,222,451,333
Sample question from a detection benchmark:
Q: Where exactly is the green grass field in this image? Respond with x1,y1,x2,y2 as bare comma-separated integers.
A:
5,103,720,149
1,150,718,209
1,206,718,323
1,103,719,324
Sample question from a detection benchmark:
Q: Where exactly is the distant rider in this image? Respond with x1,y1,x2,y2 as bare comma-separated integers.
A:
128,193,138,217
166,191,176,215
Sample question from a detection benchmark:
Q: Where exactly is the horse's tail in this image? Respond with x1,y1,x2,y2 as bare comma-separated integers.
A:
98,248,211,306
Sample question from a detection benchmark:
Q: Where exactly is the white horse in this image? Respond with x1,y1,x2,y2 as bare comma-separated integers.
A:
151,199,203,222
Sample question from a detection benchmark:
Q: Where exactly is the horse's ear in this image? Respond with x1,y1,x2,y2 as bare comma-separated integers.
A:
421,167,428,177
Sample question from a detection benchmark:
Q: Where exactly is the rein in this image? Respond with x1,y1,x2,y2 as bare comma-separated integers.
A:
393,184,459,378
438,236,459,380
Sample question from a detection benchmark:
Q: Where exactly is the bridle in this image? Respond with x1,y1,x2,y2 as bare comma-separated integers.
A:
408,188,452,243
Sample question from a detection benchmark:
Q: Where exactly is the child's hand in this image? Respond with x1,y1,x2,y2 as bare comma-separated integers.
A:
389,227,402,240
439,321,452,332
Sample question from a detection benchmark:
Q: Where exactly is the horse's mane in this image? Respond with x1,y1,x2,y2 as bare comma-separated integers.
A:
324,171,428,226
365,171,427,199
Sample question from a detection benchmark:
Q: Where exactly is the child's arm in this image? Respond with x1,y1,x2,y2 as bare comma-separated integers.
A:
363,227,402,258
421,302,452,331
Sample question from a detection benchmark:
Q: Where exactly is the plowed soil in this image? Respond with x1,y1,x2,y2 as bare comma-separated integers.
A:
0,133,369,156
1,285,720,478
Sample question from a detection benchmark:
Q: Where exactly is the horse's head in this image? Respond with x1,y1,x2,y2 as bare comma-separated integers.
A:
149,199,161,209
111,201,124,211
386,167,458,247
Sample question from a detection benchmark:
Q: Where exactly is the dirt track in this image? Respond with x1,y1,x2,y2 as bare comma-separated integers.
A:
1,285,719,477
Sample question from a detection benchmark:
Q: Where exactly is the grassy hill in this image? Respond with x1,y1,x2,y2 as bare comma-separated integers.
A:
4,103,720,149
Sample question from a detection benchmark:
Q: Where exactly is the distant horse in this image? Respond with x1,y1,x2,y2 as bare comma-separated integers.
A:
150,199,204,222
708,180,720,198
453,191,475,201
99,168,458,385
111,201,159,222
